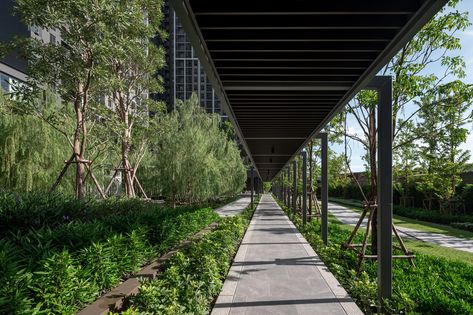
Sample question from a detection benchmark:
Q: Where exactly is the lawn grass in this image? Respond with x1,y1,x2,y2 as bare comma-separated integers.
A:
327,213,473,265
329,197,473,240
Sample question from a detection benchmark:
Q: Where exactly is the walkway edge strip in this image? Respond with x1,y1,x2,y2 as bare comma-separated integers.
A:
77,222,220,315
211,199,260,315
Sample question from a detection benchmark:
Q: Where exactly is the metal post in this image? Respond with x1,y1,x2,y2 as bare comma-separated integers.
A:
287,167,291,207
320,132,328,245
250,166,254,208
292,160,297,211
375,76,393,302
301,151,307,225
282,173,286,202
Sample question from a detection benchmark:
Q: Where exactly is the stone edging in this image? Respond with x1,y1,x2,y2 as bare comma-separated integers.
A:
77,222,220,315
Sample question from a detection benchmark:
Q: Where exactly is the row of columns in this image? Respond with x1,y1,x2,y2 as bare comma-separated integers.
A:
250,166,264,208
271,76,393,306
272,133,328,246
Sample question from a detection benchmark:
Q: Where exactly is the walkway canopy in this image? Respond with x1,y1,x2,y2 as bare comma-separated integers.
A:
170,0,447,181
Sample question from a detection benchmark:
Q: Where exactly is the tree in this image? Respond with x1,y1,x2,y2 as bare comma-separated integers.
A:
101,0,166,197
329,1,470,252
0,91,74,192
11,0,125,198
416,81,473,204
150,95,246,205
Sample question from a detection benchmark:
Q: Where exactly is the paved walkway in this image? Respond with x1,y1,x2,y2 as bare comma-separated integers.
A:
329,202,473,254
215,196,252,217
212,194,362,315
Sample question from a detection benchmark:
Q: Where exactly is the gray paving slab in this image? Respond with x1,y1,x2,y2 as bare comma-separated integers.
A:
212,194,363,315
329,202,473,253
215,196,252,217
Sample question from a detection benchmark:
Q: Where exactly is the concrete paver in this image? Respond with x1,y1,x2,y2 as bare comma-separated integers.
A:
212,194,362,315
329,203,473,254
215,196,252,217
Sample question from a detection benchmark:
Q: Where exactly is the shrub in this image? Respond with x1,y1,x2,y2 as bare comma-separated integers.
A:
0,193,220,314
114,197,258,314
451,222,473,232
277,197,473,314
461,184,473,214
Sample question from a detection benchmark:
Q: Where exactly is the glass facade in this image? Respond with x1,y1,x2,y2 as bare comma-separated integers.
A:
171,10,225,117
0,72,17,93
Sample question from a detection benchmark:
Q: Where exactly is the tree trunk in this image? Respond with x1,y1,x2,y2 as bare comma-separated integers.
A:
121,110,135,197
368,107,378,254
74,97,86,199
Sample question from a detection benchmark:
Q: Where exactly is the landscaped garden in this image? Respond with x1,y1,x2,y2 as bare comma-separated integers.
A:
276,198,473,314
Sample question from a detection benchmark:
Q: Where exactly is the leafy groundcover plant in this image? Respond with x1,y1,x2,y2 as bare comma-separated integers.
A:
112,197,259,315
276,198,473,315
0,192,221,314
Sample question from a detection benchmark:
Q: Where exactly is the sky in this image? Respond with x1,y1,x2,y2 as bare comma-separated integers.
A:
331,0,473,172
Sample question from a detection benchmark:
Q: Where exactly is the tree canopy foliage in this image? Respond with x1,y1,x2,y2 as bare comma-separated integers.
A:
146,95,246,205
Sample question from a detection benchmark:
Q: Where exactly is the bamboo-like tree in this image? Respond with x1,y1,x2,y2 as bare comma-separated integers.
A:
151,95,246,205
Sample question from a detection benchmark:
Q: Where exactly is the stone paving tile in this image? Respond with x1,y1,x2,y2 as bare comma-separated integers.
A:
211,195,363,315
215,196,252,217
329,203,473,253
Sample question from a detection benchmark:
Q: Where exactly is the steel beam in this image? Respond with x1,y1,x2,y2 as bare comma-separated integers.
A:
301,151,307,225
292,160,297,211
318,132,328,245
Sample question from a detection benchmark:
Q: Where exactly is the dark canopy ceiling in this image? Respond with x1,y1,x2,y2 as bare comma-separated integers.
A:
170,0,448,181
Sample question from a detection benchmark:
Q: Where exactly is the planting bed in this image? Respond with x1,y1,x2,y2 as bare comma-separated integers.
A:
276,197,473,314
110,196,259,314
0,192,221,314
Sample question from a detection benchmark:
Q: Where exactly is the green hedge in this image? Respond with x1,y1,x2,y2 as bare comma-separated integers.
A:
330,196,473,232
330,183,473,215
393,204,473,226
277,197,473,314
113,197,259,314
0,192,220,314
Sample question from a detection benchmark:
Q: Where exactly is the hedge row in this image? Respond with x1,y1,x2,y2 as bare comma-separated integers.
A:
329,183,473,214
277,198,473,314
0,192,221,314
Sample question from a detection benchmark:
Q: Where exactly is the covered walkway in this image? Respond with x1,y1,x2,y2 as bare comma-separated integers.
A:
212,195,362,315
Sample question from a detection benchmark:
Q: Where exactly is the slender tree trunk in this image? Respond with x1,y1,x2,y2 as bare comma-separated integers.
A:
369,107,378,254
73,96,86,199
121,109,135,197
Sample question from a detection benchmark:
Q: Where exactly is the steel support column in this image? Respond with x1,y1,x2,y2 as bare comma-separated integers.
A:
250,166,254,208
318,132,328,245
373,76,393,303
286,168,291,207
292,161,297,211
282,172,286,203
301,151,307,225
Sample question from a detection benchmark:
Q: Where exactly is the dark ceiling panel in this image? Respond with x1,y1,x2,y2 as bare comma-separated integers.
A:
171,0,448,181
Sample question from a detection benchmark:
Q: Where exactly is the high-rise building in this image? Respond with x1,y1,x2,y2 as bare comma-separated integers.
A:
1,1,225,119
154,2,226,118
0,0,62,93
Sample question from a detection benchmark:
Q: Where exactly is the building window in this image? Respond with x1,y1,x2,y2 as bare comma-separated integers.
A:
50,33,56,44
1,73,10,92
30,25,41,37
